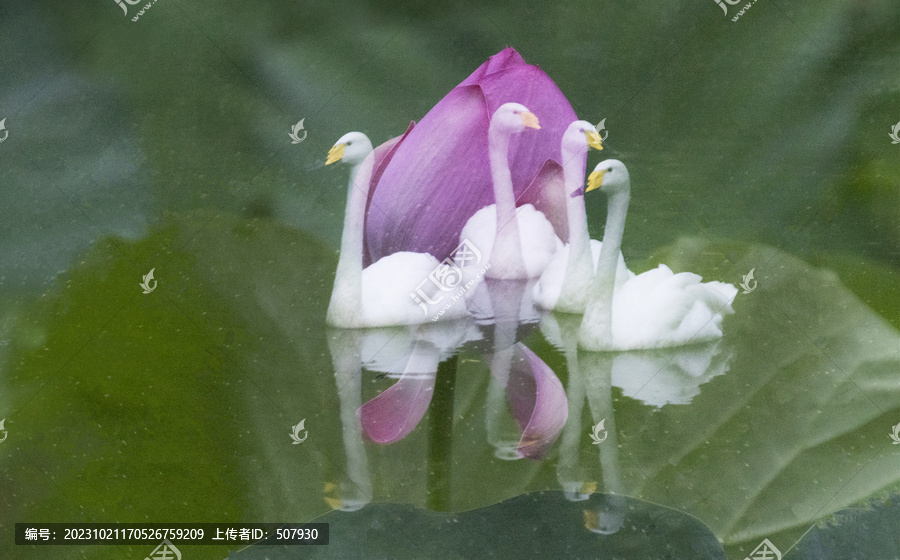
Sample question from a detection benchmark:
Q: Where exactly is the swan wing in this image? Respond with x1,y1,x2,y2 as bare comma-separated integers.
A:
532,244,570,310
611,265,734,348
513,204,562,277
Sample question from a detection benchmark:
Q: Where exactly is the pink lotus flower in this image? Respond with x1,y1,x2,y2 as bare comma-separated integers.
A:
364,48,579,266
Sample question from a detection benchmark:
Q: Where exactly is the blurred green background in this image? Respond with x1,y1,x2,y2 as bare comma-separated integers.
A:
1,0,898,559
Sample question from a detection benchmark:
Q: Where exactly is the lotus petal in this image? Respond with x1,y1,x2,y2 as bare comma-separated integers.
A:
365,48,579,264
505,343,569,459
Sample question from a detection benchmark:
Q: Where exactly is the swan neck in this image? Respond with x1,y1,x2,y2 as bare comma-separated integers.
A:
487,124,525,276
598,190,629,269
562,144,589,269
562,145,588,246
328,157,373,323
489,126,516,224
584,189,630,345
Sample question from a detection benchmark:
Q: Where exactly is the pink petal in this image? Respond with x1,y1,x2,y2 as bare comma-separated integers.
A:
363,121,416,267
358,373,435,444
506,343,569,459
365,48,580,264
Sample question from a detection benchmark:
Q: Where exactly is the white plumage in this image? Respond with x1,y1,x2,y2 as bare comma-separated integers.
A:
459,103,560,281
598,264,738,350
325,131,467,328
578,159,738,351
533,120,627,313
534,236,632,311
460,203,561,281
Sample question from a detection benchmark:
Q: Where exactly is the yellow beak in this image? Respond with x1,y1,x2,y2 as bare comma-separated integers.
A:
585,130,604,150
326,143,346,165
586,169,606,192
521,111,541,130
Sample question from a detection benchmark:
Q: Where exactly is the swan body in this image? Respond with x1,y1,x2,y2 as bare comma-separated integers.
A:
326,131,467,328
459,103,560,280
578,159,737,351
598,263,737,349
460,204,561,281
533,120,631,312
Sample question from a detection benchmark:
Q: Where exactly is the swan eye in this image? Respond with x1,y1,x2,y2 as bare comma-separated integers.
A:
608,168,612,172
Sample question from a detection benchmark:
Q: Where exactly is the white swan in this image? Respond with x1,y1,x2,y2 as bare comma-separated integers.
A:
578,160,738,351
533,120,632,313
325,132,466,328
459,103,561,280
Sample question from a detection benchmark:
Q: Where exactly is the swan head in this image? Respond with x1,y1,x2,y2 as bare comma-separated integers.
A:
586,159,630,195
563,120,604,154
490,102,541,134
326,132,373,166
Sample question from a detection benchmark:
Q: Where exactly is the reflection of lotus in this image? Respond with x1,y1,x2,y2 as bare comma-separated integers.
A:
366,48,579,264
610,341,733,407
357,320,472,444
359,366,435,444
487,343,568,460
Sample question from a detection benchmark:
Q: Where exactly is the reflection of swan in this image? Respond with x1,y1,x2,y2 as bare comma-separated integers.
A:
583,494,627,535
579,160,738,351
325,329,373,511
325,321,470,507
460,103,560,280
610,341,733,407
357,320,471,376
546,313,624,533
545,312,594,500
356,320,471,444
485,342,568,460
326,132,465,327
481,277,566,459
579,351,626,535
534,121,631,313
464,277,541,329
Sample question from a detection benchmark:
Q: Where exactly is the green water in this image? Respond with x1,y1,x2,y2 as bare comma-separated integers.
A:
1,1,898,559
